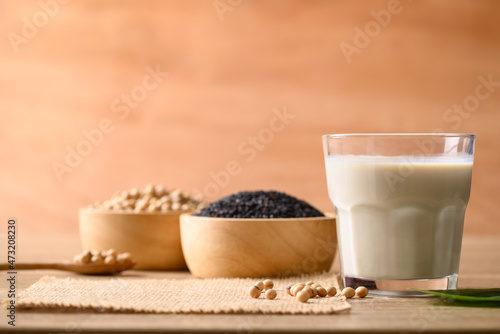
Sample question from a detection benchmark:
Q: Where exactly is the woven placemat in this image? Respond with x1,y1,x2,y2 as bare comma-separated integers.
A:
15,273,350,314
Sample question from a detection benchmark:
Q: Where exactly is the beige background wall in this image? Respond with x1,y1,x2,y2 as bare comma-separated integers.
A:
1,0,499,235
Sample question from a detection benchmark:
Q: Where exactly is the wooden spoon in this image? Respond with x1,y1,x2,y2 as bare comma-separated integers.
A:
0,261,136,275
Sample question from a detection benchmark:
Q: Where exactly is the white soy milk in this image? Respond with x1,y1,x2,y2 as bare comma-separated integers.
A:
325,155,473,280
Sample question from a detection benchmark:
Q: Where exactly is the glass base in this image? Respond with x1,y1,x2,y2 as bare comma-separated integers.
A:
344,274,458,297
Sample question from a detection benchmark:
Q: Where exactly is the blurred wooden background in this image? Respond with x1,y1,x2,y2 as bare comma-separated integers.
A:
1,0,499,235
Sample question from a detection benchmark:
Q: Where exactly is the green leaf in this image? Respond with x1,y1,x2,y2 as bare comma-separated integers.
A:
412,288,500,302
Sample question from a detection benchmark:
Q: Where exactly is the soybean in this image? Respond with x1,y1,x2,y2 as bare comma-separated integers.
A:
249,286,261,298
296,291,310,303
291,283,305,296
73,254,82,264
317,286,327,297
326,286,337,297
341,287,355,298
81,250,92,264
263,279,274,290
265,289,277,300
91,255,103,264
87,184,206,213
355,286,369,298
302,286,314,298
73,249,134,266
104,255,116,265
117,252,133,265
255,281,265,291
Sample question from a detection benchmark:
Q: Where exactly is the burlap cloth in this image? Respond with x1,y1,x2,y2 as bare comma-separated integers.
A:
15,273,350,314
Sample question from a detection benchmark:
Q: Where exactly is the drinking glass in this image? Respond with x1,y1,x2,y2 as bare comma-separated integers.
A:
322,133,475,296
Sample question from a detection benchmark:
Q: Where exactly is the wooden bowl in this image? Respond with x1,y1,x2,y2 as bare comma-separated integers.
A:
79,209,187,270
180,213,337,278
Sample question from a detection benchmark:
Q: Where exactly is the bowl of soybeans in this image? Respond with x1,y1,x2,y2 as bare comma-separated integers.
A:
180,190,337,278
79,184,206,270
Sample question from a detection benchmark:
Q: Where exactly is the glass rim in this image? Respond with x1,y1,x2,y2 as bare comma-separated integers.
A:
323,133,476,139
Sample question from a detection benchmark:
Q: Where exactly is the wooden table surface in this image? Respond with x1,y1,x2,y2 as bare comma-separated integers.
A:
1,235,500,333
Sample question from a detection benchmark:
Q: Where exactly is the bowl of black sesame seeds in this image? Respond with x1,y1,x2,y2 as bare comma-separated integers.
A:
180,190,337,278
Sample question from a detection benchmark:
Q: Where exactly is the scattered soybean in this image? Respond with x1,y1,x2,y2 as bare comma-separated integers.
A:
326,286,337,297
296,291,310,303
263,279,274,290
265,289,277,300
355,286,369,298
341,287,356,298
249,286,261,298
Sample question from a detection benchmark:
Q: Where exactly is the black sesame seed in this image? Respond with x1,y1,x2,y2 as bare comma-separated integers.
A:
193,190,324,218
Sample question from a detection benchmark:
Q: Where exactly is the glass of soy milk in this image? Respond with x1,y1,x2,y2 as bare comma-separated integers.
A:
322,133,475,296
